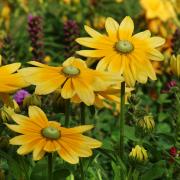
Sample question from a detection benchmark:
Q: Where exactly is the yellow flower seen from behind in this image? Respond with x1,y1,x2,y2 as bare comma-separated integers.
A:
170,54,180,77
76,16,165,87
6,106,102,164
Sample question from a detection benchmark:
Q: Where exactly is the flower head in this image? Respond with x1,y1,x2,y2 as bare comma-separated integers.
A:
140,0,176,22
19,57,123,105
137,115,155,132
129,145,148,162
13,89,30,105
6,106,102,164
170,54,180,77
76,16,165,87
0,63,28,93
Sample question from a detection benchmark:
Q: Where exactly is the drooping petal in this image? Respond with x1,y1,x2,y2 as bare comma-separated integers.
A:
61,78,75,99
58,141,79,164
72,78,95,105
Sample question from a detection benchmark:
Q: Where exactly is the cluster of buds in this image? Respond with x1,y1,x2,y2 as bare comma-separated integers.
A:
22,94,41,108
137,115,155,133
63,20,80,58
28,15,44,61
0,100,20,123
129,145,148,163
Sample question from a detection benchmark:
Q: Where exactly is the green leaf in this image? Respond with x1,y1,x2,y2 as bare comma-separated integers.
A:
156,123,171,134
141,160,166,180
53,168,71,180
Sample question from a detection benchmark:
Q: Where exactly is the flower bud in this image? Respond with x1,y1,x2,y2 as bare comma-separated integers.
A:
137,115,155,132
0,106,15,123
23,94,41,108
129,145,148,162
0,136,9,149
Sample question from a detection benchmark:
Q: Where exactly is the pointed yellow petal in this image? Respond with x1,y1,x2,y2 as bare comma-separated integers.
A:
72,78,95,105
105,17,119,40
119,16,134,39
28,106,48,126
60,125,94,135
61,79,75,99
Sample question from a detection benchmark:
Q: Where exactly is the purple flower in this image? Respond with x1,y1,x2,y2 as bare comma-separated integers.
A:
14,90,30,105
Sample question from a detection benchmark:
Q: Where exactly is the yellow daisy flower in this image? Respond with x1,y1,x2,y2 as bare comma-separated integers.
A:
140,0,176,22
76,16,165,87
170,54,180,77
6,106,102,164
19,57,123,105
0,63,28,93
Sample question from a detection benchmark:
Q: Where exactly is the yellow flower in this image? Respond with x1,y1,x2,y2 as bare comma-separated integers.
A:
140,0,176,21
129,145,148,161
76,16,165,87
1,4,11,20
6,106,102,164
44,55,52,63
0,63,28,93
137,115,155,132
93,16,106,30
19,57,122,106
170,54,180,77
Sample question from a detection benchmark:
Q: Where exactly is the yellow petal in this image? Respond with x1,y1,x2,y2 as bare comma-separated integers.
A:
72,78,95,106
0,63,21,74
10,134,42,145
17,139,39,155
60,125,94,135
58,141,79,164
148,49,164,61
149,37,165,48
35,76,66,95
76,50,108,58
61,78,75,99
105,17,119,40
119,16,134,40
28,106,49,127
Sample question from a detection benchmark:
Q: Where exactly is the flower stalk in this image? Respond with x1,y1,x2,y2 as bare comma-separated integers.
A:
48,153,53,180
119,81,126,160
65,99,70,127
80,103,86,125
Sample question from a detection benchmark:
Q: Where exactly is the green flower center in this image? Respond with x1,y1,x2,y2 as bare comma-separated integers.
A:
62,66,80,76
115,40,134,53
42,126,60,140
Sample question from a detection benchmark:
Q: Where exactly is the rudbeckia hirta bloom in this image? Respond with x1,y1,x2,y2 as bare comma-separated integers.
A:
0,63,28,93
6,106,102,164
170,54,180,77
19,57,122,105
140,0,176,22
76,16,165,87
129,145,148,162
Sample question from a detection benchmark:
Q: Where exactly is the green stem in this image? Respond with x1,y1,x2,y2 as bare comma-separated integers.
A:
119,81,126,159
80,103,86,125
48,153,53,180
80,159,85,180
65,99,70,127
